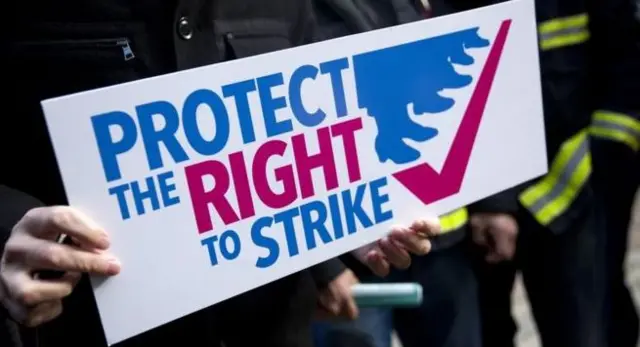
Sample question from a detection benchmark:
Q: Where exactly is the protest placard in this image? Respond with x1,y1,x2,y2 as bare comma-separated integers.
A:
41,0,545,344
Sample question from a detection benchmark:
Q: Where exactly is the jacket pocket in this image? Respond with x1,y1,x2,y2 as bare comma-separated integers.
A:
216,19,293,58
9,36,149,101
13,37,136,63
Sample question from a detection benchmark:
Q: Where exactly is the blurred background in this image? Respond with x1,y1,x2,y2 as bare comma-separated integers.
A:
393,192,640,347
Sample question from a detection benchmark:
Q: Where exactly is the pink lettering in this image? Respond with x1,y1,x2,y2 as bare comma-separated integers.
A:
185,160,239,234
292,127,339,199
252,140,298,209
331,118,363,183
185,118,365,234
229,151,255,219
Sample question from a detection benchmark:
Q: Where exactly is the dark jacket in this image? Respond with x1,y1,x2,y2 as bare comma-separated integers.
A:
1,1,345,346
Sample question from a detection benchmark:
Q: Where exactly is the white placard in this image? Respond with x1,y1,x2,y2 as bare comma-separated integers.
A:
41,0,545,344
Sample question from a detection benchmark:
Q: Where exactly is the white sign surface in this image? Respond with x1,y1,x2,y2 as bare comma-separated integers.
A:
42,0,545,344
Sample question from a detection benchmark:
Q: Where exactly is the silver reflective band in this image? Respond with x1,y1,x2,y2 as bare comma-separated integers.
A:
592,119,640,143
528,139,588,215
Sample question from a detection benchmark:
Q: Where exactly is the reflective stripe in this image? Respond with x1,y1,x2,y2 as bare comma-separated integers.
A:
519,130,592,226
538,13,590,50
439,207,468,233
590,111,640,151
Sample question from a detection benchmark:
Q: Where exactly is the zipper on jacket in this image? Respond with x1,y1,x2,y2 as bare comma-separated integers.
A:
17,37,135,61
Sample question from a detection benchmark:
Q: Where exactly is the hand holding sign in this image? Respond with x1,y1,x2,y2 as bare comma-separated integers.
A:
352,217,440,277
0,206,120,327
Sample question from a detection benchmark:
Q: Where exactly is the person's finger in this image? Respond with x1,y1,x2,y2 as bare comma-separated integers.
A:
378,237,410,269
365,251,389,277
23,300,63,328
470,215,486,231
24,206,110,250
4,270,81,306
344,296,359,320
492,229,516,261
388,228,431,255
318,290,341,315
410,218,441,237
17,238,120,275
470,217,488,247
471,228,488,247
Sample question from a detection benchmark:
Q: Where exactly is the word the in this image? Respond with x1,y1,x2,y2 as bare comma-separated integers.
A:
109,170,181,220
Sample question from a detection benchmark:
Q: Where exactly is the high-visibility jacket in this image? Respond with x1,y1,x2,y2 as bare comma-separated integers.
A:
430,0,640,233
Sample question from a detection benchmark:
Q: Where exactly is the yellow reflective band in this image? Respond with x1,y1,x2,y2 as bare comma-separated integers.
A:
519,130,591,226
590,111,640,151
593,111,640,132
538,13,589,35
590,127,640,151
519,130,584,207
439,207,468,234
535,152,591,225
540,31,590,51
538,13,590,50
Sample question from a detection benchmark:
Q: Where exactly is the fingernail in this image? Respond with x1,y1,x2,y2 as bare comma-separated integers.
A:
105,257,121,275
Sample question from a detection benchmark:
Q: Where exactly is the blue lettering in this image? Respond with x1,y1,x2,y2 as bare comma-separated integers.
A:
222,79,258,145
157,171,181,207
342,183,373,234
108,183,131,220
201,235,220,266
130,176,161,216
91,111,138,182
370,177,393,223
219,230,241,260
182,89,230,156
299,200,332,250
107,172,182,220
273,208,301,257
136,101,189,172
327,193,344,240
320,58,350,118
242,177,393,267
251,216,279,268
257,73,291,137
289,65,326,127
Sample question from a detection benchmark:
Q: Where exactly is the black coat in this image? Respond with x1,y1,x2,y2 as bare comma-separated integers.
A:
1,1,345,346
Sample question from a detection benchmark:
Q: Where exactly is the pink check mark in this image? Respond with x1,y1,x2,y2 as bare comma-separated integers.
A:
393,19,512,205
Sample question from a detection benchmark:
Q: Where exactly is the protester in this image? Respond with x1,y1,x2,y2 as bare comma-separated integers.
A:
588,7,640,344
0,1,440,346
428,0,640,346
591,120,640,347
587,4,640,347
